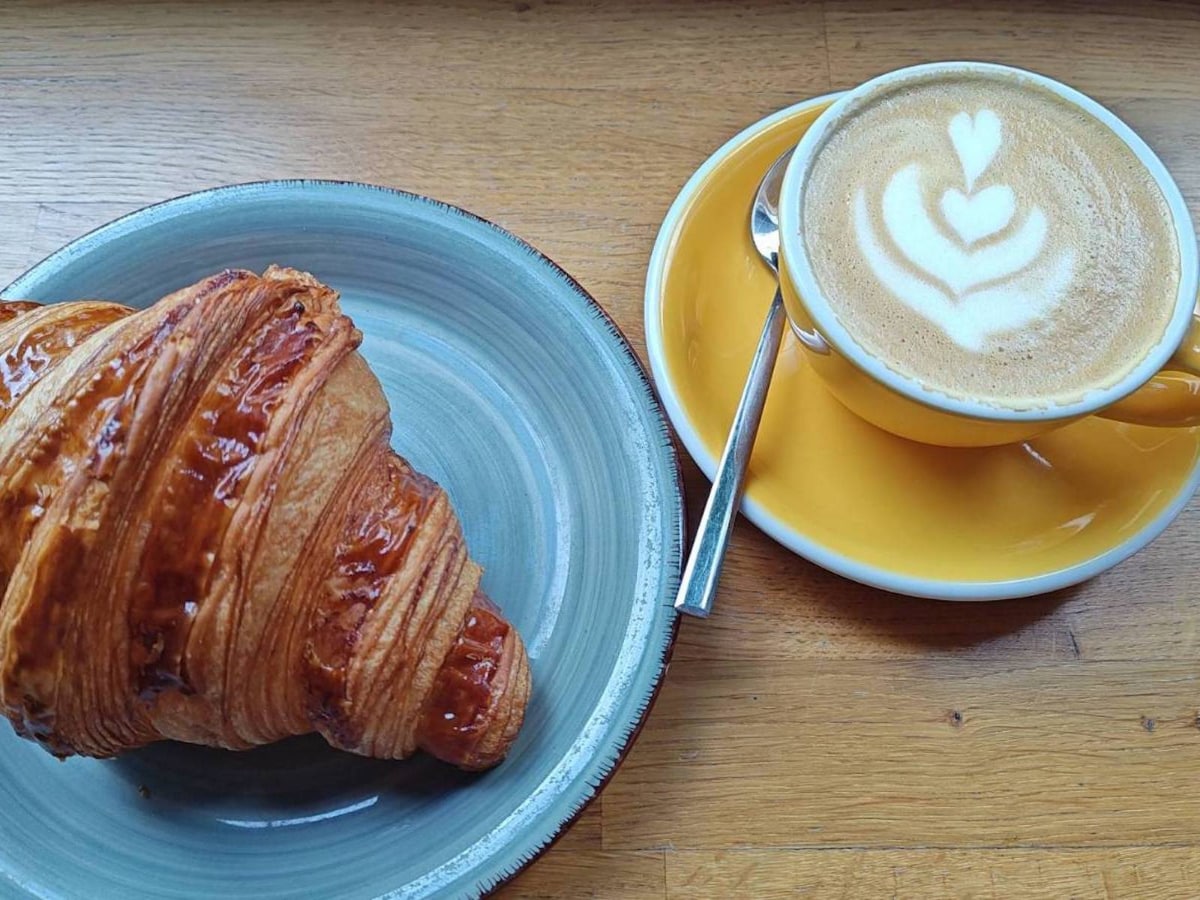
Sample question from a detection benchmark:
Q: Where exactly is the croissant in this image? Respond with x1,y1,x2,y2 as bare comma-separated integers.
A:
0,267,529,771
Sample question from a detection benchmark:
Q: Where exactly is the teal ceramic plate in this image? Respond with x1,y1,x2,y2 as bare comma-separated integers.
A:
0,182,683,899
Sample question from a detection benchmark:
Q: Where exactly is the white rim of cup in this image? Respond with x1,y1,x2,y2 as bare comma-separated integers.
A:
777,60,1200,423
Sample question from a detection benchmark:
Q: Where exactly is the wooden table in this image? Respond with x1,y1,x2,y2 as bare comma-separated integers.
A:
3,2,1199,896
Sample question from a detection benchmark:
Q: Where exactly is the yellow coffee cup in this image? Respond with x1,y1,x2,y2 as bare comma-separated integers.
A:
777,62,1200,447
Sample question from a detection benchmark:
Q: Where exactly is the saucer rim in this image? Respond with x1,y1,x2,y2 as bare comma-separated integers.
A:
644,95,1200,602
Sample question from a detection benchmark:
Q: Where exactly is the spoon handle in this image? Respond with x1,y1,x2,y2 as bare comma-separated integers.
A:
675,288,786,618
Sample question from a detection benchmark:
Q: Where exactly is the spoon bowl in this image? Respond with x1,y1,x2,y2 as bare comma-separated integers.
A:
751,149,791,271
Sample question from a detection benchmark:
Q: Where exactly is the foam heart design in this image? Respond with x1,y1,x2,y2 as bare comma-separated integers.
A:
940,184,1016,245
856,187,1075,351
948,109,1002,191
850,108,1072,351
882,165,1044,296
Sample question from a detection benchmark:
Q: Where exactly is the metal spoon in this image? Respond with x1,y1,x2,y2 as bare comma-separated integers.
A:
674,149,792,618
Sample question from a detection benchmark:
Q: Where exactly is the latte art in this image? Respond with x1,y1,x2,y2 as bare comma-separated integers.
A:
855,108,1075,351
802,71,1180,408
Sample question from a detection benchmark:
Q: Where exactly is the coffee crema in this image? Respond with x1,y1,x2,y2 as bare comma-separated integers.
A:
801,69,1180,408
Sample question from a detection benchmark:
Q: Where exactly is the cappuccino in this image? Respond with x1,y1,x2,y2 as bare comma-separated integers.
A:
801,69,1180,408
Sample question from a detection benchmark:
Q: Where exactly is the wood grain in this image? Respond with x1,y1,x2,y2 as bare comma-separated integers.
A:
1,1,1198,897
604,659,1200,849
668,848,1200,899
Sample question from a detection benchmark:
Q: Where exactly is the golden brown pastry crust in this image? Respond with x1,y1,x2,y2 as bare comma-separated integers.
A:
0,268,529,770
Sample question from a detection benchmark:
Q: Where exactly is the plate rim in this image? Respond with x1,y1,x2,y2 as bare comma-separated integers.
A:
2,179,686,898
643,97,1200,602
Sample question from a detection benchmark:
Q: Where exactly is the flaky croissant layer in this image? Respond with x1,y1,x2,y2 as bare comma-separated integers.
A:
0,267,529,770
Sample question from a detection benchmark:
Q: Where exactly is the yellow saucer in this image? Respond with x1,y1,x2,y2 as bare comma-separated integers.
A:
644,94,1200,600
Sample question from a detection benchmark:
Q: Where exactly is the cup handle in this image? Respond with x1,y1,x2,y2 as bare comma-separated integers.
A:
1098,309,1200,427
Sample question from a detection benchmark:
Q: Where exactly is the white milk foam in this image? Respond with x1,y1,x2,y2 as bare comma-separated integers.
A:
802,72,1180,408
